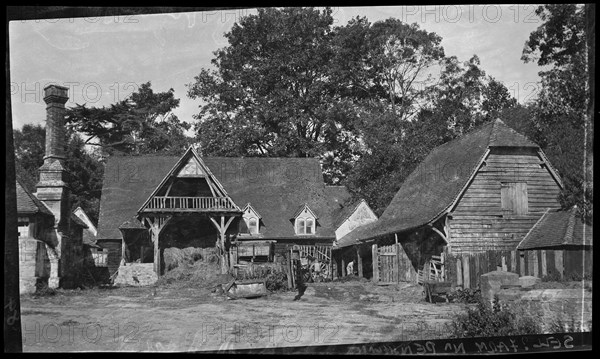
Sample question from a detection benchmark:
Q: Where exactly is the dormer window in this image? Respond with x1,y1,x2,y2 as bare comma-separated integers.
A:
241,203,261,235
293,204,317,235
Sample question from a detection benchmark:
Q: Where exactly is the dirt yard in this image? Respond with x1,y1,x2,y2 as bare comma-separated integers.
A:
20,280,467,352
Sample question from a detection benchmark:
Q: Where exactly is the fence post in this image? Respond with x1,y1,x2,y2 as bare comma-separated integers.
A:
372,244,379,284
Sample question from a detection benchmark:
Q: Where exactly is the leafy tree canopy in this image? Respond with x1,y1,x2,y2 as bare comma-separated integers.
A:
67,82,192,156
521,4,591,223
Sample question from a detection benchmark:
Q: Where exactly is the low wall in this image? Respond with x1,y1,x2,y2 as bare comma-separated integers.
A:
496,287,592,332
114,263,157,286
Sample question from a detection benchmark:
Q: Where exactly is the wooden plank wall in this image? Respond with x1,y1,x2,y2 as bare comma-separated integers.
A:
444,248,593,289
449,148,561,254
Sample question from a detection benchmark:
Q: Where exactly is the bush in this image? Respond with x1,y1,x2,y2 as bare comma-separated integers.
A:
542,270,563,282
447,295,542,338
265,271,288,292
448,288,481,303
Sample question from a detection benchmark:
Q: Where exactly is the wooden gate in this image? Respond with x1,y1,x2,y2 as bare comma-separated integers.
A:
287,244,333,289
372,243,418,285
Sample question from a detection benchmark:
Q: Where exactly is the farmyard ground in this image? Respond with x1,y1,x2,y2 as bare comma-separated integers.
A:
21,281,466,352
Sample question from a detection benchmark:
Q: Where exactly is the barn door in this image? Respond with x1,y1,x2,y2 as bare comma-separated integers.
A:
501,182,528,215
375,244,398,285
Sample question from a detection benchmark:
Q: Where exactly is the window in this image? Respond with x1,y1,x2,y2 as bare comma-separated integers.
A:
296,217,316,235
501,182,528,215
306,218,314,234
241,203,261,235
296,219,305,234
293,205,317,235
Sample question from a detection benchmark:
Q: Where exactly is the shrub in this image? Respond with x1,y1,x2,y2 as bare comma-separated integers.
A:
265,271,288,292
542,270,563,282
448,288,481,303
447,295,542,338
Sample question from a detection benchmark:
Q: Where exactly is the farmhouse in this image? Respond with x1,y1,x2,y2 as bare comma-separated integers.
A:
334,119,566,284
95,148,374,284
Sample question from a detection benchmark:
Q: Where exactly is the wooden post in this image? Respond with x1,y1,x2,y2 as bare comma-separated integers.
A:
555,250,564,279
153,228,160,275
456,256,463,288
510,250,517,273
540,250,547,277
372,244,379,284
286,248,293,289
462,256,470,289
341,257,346,277
356,246,363,278
121,236,127,263
531,251,539,277
520,252,526,276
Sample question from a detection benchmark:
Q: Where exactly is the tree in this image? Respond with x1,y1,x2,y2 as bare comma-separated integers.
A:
188,8,344,162
13,125,104,225
346,55,518,214
67,82,191,156
522,4,591,222
14,124,46,192
188,8,447,185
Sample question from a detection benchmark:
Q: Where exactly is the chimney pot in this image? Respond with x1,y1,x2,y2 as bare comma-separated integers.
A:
43,85,69,105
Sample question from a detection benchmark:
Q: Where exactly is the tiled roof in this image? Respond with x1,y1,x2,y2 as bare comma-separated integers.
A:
97,155,338,240
518,208,593,249
16,179,53,217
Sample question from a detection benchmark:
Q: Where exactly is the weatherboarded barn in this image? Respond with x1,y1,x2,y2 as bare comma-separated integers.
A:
335,119,564,283
96,148,355,282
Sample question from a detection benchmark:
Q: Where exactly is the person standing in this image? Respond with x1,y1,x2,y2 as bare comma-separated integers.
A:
292,249,307,300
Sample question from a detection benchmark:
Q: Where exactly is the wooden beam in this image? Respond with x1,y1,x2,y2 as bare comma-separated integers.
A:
429,225,448,244
356,245,363,278
372,244,379,283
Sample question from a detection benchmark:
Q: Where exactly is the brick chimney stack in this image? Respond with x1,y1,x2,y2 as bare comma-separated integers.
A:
36,85,70,226
43,84,69,161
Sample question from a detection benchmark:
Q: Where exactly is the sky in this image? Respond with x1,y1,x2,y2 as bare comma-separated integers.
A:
9,5,546,130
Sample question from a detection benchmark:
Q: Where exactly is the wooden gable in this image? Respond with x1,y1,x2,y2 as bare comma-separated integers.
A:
137,147,240,213
447,147,562,254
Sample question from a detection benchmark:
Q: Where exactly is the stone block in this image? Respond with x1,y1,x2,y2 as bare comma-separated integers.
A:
496,288,522,302
518,276,541,288
114,263,157,286
480,270,519,302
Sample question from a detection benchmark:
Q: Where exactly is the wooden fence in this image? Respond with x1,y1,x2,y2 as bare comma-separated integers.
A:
444,248,593,289
371,243,418,285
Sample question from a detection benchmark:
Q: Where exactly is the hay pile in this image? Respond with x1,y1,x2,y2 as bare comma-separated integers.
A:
157,247,230,289
163,247,217,271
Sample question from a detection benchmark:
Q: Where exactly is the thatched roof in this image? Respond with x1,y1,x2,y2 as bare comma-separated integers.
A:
337,119,548,247
518,208,592,249
16,179,53,217
97,156,339,241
